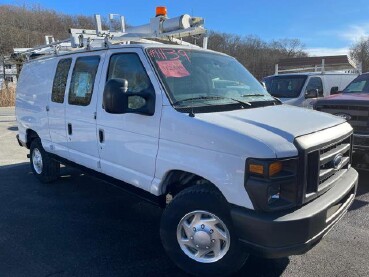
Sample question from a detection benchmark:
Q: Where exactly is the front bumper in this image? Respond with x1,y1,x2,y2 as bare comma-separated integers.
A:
230,167,358,258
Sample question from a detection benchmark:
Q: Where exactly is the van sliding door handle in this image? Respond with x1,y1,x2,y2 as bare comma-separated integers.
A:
99,129,104,143
68,123,72,135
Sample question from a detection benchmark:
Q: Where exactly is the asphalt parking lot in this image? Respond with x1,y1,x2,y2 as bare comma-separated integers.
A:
1,107,369,277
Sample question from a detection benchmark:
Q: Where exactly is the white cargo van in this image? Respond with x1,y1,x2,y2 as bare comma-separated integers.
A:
15,9,358,276
263,73,357,108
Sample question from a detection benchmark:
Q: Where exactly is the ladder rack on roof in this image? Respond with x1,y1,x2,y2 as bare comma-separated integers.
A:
13,9,208,61
274,57,362,75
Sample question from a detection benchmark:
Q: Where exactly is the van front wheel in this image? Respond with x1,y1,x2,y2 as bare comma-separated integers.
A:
160,184,249,276
30,139,60,183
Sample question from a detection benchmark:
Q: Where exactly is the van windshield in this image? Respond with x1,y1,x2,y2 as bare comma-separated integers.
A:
147,48,275,109
264,75,307,98
342,74,369,93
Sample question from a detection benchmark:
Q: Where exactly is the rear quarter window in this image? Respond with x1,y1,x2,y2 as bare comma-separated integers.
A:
51,58,72,103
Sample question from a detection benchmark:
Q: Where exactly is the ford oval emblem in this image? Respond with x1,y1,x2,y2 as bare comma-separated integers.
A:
335,113,351,121
333,154,343,169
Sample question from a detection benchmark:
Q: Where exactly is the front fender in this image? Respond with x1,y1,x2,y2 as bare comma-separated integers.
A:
151,139,254,209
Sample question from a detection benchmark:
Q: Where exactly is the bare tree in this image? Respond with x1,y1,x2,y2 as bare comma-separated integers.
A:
207,32,307,80
0,4,98,56
350,38,369,73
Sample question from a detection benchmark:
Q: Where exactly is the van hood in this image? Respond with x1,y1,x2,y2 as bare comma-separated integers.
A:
160,105,345,158
195,105,345,157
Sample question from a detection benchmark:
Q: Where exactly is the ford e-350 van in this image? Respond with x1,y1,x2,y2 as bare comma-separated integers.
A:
15,9,358,276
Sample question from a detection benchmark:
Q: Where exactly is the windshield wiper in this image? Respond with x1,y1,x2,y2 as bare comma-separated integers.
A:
242,93,282,106
173,96,221,105
241,93,266,97
272,96,282,104
173,96,251,106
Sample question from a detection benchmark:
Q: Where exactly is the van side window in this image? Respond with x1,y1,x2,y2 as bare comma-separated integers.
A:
68,56,100,106
107,53,153,109
306,77,323,97
52,58,72,103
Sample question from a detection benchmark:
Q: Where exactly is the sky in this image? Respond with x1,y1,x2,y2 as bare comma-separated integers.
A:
2,0,369,56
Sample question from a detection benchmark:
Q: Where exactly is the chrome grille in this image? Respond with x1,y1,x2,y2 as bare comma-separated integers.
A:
306,136,351,198
317,105,369,134
353,135,369,148
295,123,353,204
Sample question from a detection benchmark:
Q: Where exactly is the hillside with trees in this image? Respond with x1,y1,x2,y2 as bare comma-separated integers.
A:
0,4,308,80
207,33,307,79
0,4,96,55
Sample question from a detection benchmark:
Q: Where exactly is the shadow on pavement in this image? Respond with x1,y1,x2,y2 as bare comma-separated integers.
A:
235,256,289,276
7,126,18,131
0,162,290,276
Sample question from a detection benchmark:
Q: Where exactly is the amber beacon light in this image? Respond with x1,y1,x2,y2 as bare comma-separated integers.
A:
156,6,167,17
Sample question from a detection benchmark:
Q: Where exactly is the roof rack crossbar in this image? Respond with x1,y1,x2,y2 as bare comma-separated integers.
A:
14,12,207,61
275,57,361,75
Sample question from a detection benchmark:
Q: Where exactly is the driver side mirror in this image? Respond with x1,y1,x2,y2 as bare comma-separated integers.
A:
103,78,155,116
330,86,340,94
305,88,318,99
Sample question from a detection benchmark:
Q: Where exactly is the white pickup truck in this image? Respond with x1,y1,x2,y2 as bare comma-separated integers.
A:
15,10,358,277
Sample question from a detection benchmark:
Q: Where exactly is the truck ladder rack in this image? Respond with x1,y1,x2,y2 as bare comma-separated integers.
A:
14,11,207,60
275,57,362,75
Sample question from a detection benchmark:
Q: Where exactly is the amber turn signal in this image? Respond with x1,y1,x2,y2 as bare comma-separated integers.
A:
269,161,282,176
249,164,264,175
248,160,283,177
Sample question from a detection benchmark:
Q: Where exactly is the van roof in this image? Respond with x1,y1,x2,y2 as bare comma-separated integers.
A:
23,43,229,64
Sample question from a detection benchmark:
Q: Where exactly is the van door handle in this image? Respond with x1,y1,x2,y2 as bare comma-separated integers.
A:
46,105,49,112
99,129,104,143
68,123,72,135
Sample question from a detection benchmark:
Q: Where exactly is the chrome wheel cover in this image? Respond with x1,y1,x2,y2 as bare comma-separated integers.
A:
176,210,231,263
32,148,43,174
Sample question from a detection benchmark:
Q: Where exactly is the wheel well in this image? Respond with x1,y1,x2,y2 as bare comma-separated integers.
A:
26,129,39,149
162,170,215,196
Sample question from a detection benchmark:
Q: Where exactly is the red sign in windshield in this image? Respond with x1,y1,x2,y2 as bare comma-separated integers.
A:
156,60,190,78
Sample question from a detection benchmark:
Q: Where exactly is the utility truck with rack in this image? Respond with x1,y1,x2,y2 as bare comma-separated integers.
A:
263,57,359,108
15,7,358,276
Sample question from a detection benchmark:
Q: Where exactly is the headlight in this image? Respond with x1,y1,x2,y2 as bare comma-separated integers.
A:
245,158,298,211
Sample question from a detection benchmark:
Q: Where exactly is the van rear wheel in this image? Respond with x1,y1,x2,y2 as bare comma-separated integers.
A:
30,138,60,183
160,184,249,276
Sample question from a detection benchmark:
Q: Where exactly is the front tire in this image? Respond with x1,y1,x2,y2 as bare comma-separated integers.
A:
160,184,249,276
30,138,60,183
